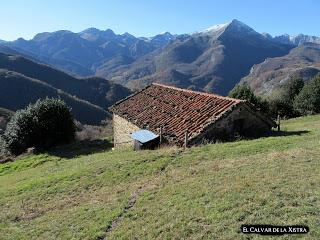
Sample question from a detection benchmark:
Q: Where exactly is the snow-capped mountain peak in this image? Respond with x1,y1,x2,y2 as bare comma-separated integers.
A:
273,33,320,46
198,19,255,36
202,22,230,33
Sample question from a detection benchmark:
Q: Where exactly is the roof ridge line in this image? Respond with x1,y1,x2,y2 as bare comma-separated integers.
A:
151,83,243,102
108,85,152,111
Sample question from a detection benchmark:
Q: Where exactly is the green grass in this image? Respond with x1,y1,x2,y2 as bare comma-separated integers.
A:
0,115,320,239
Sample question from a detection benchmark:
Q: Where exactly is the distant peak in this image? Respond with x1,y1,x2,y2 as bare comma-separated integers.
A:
152,31,174,39
32,32,52,41
159,31,172,36
230,19,242,24
79,27,116,41
80,28,116,36
81,27,101,34
201,21,231,33
55,30,73,34
104,29,115,34
262,32,273,39
86,27,100,31
200,19,254,34
227,19,254,31
16,37,26,41
122,32,135,38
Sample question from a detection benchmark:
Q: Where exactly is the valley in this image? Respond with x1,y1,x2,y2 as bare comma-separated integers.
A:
0,19,320,123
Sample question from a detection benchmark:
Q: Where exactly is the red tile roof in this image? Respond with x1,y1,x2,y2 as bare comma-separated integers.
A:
110,83,245,145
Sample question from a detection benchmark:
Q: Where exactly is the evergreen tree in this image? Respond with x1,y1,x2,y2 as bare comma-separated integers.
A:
294,75,320,115
2,98,75,155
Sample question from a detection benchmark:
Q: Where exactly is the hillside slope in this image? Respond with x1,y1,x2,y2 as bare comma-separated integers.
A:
0,115,319,239
241,43,320,94
0,70,108,124
0,52,131,110
0,52,132,124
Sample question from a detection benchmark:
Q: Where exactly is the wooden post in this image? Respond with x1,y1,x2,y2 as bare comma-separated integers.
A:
184,131,188,149
159,126,163,145
277,115,281,131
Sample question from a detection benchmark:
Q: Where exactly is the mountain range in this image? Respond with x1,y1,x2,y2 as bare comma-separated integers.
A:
2,19,320,96
0,19,320,123
272,34,320,46
241,43,320,94
106,19,294,95
3,29,179,77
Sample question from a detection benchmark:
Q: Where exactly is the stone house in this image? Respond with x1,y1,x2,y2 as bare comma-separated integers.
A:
109,83,276,148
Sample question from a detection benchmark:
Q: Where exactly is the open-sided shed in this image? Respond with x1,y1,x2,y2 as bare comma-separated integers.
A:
130,130,159,150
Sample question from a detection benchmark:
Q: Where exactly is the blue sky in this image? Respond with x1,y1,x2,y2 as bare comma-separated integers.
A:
1,0,319,40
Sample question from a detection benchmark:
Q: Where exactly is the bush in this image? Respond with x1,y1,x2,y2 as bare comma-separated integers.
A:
2,98,75,155
0,135,9,157
268,76,304,118
0,117,6,134
75,121,104,141
284,76,305,99
294,75,320,115
229,84,256,102
268,93,294,118
228,84,269,113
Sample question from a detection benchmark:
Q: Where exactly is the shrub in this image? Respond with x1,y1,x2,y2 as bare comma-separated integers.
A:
268,93,293,118
284,76,305,99
75,121,104,141
228,84,269,113
229,84,257,103
294,75,320,115
0,117,6,134
0,135,9,157
268,76,304,118
2,98,75,155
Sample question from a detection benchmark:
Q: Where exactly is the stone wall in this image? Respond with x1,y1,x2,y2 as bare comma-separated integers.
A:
113,114,140,148
191,104,272,145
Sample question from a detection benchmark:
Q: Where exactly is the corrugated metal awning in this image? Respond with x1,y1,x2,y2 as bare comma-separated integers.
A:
130,130,159,143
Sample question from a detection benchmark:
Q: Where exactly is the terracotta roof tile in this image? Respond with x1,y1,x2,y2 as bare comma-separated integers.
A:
110,83,244,145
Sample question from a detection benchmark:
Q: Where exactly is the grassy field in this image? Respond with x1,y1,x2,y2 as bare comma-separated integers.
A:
0,115,319,239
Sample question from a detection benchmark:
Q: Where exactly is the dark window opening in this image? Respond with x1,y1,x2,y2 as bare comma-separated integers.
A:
233,119,245,135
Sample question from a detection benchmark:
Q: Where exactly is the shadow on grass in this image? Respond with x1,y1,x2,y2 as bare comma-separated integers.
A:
48,139,113,159
215,130,311,143
270,130,310,137
46,131,309,159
